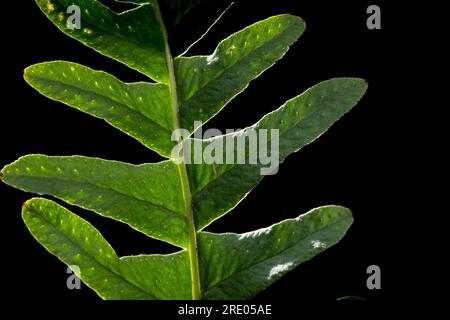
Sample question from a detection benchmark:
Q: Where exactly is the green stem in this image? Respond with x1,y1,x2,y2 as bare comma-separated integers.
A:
154,1,202,300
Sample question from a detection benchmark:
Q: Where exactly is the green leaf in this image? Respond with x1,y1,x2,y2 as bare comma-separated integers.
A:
2,156,188,247
188,78,368,229
37,0,168,82
199,206,353,299
21,198,351,300
22,198,156,299
112,205,353,300
24,61,174,157
176,14,306,133
3,1,368,300
120,253,191,300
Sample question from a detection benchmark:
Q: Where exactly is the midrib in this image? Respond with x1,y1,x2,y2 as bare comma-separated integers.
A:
154,0,203,300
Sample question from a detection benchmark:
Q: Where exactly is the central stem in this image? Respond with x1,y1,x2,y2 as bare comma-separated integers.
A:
155,1,202,300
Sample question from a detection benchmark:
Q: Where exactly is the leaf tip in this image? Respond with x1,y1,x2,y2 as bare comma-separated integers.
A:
357,77,369,91
287,15,307,33
360,77,369,88
23,67,30,80
298,16,307,26
345,77,369,98
22,200,31,210
347,208,354,219
22,198,41,212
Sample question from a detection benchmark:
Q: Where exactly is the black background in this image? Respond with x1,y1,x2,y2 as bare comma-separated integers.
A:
1,0,410,315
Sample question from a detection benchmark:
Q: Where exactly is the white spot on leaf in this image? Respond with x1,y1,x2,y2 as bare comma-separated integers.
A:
269,262,293,279
311,240,326,249
207,54,219,65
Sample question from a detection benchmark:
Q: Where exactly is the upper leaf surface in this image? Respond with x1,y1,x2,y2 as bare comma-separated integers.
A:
114,205,353,300
22,198,157,299
2,156,188,247
24,61,174,157
199,206,353,299
37,0,168,82
22,199,352,300
120,253,191,299
175,14,306,133
187,78,368,229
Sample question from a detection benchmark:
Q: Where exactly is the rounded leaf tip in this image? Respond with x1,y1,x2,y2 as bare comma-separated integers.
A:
22,200,30,210
298,16,306,25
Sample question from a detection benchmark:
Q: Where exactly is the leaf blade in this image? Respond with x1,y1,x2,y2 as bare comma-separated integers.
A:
22,198,157,300
2,156,188,247
120,253,191,300
199,206,353,300
176,14,306,132
37,0,168,82
24,61,175,157
187,78,368,229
